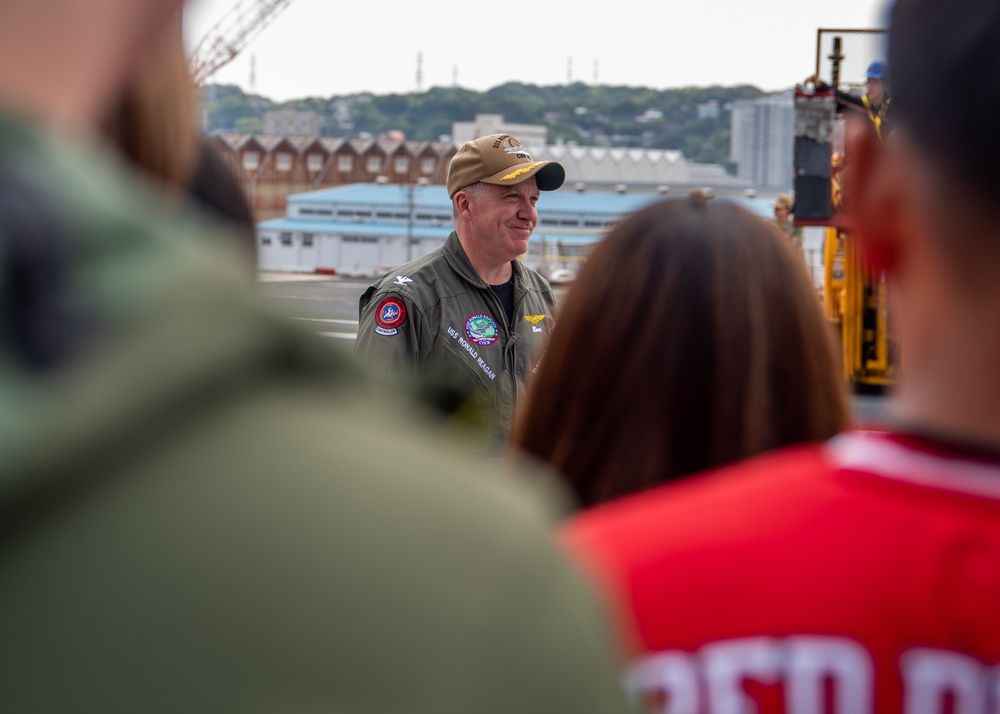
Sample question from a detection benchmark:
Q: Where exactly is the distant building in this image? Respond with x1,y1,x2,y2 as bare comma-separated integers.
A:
209,128,758,224
730,91,794,190
635,109,664,124
263,109,322,138
255,183,776,276
451,114,548,148
697,100,720,120
534,145,693,187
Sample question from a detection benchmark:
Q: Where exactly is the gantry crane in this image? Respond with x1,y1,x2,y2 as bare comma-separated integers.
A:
188,0,296,86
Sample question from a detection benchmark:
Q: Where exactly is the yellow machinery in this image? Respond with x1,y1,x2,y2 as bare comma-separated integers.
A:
796,28,896,391
821,226,894,388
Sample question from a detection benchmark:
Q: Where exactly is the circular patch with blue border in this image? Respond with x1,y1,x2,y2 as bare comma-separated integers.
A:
375,297,406,335
465,314,499,346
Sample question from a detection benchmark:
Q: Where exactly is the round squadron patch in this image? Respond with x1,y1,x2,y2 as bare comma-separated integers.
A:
374,297,406,336
465,314,499,346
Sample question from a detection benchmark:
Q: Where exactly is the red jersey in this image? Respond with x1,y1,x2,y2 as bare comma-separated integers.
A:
561,430,1000,713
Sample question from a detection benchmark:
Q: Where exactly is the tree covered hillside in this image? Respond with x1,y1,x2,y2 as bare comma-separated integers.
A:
200,82,769,167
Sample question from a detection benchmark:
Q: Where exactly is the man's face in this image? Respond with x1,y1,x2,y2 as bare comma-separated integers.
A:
866,77,886,107
774,205,791,222
466,178,540,263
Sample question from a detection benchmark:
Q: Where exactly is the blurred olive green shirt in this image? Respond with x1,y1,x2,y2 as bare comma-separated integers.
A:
0,116,633,714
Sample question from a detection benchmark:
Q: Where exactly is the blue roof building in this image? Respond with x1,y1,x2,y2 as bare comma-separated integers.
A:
256,183,779,276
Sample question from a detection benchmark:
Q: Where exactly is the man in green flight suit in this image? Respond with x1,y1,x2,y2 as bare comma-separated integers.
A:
0,2,634,712
357,134,564,455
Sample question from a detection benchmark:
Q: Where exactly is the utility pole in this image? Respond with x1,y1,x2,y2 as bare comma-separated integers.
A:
406,183,414,262
828,36,844,90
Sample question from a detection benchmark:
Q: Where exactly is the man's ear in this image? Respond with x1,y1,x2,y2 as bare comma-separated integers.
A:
847,123,906,273
453,191,472,219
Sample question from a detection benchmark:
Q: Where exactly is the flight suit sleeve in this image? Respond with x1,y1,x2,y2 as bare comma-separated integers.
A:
355,287,424,376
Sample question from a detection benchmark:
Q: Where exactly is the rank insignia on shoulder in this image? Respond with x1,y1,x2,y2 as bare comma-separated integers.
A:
524,315,546,325
374,297,406,336
393,276,413,286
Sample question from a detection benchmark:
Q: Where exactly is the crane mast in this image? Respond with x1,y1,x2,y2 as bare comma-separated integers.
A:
189,0,295,86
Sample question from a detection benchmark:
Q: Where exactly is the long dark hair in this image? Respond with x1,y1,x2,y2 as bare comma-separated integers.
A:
510,194,848,508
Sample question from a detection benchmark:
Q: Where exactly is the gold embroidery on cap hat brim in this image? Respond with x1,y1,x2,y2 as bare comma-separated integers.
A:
501,162,544,182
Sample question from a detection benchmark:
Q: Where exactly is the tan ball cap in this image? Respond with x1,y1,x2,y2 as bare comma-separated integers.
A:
447,134,566,197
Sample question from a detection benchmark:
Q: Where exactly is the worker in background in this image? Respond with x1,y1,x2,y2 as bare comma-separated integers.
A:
807,59,893,141
771,193,804,254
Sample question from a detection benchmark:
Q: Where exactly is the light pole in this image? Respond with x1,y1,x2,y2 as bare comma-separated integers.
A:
406,182,414,262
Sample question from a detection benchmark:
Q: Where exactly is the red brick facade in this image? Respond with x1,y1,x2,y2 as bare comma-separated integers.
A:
210,132,456,220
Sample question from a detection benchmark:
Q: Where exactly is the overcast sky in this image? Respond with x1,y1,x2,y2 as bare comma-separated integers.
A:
182,0,890,103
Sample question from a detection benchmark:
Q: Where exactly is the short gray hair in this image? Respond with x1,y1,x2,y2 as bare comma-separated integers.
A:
452,181,488,221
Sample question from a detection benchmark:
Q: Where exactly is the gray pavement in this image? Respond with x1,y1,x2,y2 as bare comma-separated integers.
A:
256,272,892,428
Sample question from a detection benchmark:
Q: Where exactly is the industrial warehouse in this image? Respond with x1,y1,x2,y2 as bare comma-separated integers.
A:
254,182,777,276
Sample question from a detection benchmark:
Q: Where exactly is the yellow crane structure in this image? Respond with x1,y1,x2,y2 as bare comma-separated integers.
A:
794,28,896,392
188,0,296,86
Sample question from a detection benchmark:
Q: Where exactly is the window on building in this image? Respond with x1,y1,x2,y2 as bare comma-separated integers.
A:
261,237,272,246
394,157,409,173
366,156,382,173
337,155,353,172
302,233,314,247
306,153,323,172
421,158,436,174
280,232,293,246
243,151,260,171
275,152,293,172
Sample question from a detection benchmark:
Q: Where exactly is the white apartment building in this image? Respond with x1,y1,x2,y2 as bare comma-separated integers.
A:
730,91,794,190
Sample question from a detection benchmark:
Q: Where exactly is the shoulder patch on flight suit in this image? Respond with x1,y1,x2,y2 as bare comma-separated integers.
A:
374,297,406,336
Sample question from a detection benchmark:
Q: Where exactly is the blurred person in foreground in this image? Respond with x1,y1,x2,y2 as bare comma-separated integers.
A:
356,134,564,457
561,0,1000,710
510,192,847,509
0,2,633,712
102,11,257,263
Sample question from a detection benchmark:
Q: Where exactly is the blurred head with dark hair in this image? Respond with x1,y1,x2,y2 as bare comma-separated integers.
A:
509,194,848,508
102,12,257,263
865,0,1000,276
849,0,1000,442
